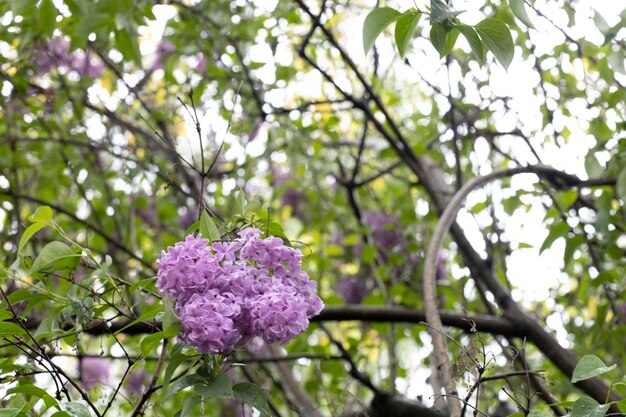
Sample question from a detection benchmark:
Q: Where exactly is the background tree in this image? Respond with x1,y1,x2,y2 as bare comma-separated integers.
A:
0,0,625,416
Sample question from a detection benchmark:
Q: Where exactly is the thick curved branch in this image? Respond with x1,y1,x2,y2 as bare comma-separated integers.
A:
423,166,620,416
424,167,541,416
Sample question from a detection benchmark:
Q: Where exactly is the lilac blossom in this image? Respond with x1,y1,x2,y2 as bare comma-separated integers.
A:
32,38,103,78
178,291,243,354
153,41,175,70
125,369,149,396
362,211,406,250
156,227,323,354
196,53,207,73
74,51,104,78
80,357,110,389
250,288,311,344
616,303,626,324
338,275,370,304
32,38,70,76
273,169,310,220
281,188,309,220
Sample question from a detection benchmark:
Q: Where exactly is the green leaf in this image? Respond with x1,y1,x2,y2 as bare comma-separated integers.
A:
475,18,514,69
200,211,221,242
185,219,200,235
539,221,570,254
116,305,161,334
114,29,141,65
571,355,616,383
0,409,22,417
457,25,485,65
12,0,38,16
394,10,421,58
593,11,611,35
162,343,193,394
8,384,57,412
233,382,272,416
162,296,180,334
571,396,610,417
363,7,402,54
585,153,603,178
0,321,27,337
441,28,459,57
509,0,535,29
430,24,459,57
528,411,551,417
549,400,576,408
259,220,290,245
164,374,204,399
75,14,113,40
141,326,179,358
559,189,579,209
361,244,377,264
235,188,246,215
563,235,585,267
18,223,49,255
179,395,201,416
429,22,447,54
28,206,52,222
62,402,91,417
194,373,233,399
430,0,463,24
38,0,57,35
30,241,81,274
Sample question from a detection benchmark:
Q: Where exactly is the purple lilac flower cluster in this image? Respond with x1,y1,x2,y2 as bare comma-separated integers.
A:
156,228,323,354
79,357,110,390
362,211,406,251
337,275,371,304
32,38,103,78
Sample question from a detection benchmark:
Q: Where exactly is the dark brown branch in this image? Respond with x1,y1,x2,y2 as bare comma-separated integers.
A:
18,306,523,338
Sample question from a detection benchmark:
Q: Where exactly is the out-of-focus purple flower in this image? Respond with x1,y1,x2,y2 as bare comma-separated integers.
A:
281,188,309,221
80,357,110,389
176,208,197,230
32,38,70,76
75,52,104,78
616,303,626,324
32,38,103,78
153,41,175,70
273,169,310,221
338,275,369,304
221,400,246,417
362,211,405,251
196,53,207,73
135,207,158,228
125,369,149,396
156,227,323,354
